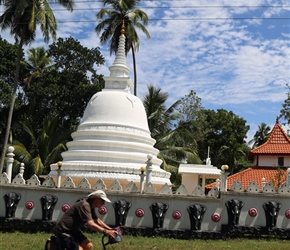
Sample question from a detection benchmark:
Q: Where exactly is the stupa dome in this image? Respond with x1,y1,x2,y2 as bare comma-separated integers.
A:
81,91,149,132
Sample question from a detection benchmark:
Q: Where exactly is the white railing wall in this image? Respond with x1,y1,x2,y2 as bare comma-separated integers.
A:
0,171,290,232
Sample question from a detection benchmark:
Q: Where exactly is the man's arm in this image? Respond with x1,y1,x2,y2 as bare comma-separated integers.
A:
95,218,112,230
86,219,116,238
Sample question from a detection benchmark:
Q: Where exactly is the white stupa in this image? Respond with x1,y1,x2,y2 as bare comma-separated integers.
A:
49,25,171,187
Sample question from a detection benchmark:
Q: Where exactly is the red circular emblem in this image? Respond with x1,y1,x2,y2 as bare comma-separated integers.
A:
98,206,108,215
135,208,145,218
61,203,70,212
172,210,182,220
285,209,290,219
25,201,34,210
248,208,258,217
211,213,221,222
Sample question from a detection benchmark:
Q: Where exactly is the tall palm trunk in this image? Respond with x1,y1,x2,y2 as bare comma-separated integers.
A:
132,44,137,96
0,37,24,173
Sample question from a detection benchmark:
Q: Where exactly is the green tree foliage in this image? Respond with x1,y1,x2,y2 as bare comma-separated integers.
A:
156,121,202,167
0,37,19,108
175,90,206,144
12,117,71,179
0,37,27,154
143,85,181,139
197,109,251,174
280,83,290,125
176,92,252,174
95,0,150,95
143,85,202,187
176,90,203,122
0,0,75,173
20,37,105,133
0,37,16,118
24,47,52,87
234,143,253,171
248,122,271,148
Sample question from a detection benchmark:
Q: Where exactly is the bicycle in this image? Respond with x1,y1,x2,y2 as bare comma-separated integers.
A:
45,227,123,250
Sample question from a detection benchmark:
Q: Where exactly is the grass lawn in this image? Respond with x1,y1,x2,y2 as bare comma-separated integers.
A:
0,231,289,250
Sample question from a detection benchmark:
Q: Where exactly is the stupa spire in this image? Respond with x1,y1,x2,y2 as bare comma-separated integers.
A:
110,21,129,75
121,20,125,36
104,20,132,92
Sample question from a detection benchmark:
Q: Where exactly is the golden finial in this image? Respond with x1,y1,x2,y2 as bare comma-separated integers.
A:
221,165,229,171
121,20,125,37
57,161,62,169
140,166,146,174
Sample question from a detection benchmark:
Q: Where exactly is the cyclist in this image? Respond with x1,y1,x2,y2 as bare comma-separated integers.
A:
54,190,117,250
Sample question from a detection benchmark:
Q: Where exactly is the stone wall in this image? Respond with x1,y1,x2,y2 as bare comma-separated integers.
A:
0,173,290,239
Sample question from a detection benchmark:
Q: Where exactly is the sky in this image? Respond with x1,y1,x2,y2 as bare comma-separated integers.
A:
1,0,290,142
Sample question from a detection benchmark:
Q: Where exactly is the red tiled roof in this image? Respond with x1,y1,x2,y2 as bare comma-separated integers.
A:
205,167,288,190
249,120,290,158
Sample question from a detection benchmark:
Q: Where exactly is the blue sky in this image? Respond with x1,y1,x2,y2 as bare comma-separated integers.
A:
1,0,290,142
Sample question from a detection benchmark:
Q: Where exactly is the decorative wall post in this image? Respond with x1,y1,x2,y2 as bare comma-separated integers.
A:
287,168,290,187
6,146,15,183
262,177,266,189
139,166,146,193
56,161,63,188
145,154,153,187
220,165,229,192
216,179,221,190
19,163,25,176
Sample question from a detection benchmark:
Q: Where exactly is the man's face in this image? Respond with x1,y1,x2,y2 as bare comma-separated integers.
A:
92,197,105,208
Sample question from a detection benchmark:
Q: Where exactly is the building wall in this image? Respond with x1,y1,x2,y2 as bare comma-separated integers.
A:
256,155,290,167
181,174,199,194
1,181,289,232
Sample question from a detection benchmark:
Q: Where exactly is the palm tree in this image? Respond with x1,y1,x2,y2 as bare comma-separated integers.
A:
156,121,202,167
24,47,52,87
0,0,74,173
249,122,271,148
143,85,180,139
218,138,246,175
12,117,71,179
95,0,150,96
